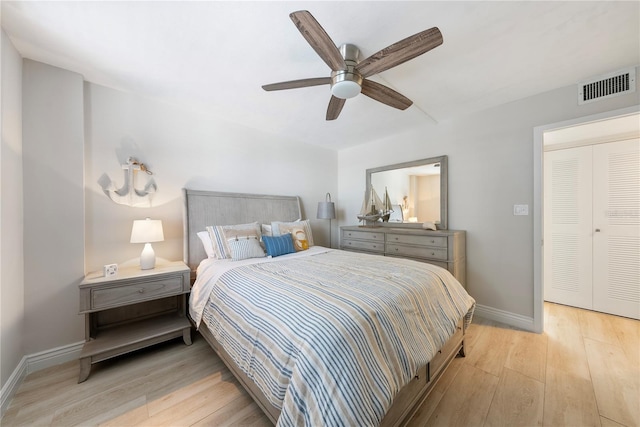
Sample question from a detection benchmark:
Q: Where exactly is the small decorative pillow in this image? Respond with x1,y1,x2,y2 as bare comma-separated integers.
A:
207,222,261,259
261,223,272,237
197,231,215,258
272,219,314,252
263,234,295,257
227,236,266,261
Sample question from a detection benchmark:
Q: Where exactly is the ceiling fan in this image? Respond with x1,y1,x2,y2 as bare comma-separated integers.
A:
262,10,443,121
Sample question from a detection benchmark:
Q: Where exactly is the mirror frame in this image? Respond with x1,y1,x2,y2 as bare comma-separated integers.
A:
365,155,448,230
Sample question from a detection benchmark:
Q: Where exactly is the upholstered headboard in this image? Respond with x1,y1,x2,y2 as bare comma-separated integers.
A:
182,189,302,273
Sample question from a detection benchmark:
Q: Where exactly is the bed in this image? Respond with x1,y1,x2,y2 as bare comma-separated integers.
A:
183,189,475,426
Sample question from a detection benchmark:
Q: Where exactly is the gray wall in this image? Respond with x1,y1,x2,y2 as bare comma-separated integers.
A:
338,73,639,322
84,83,338,273
22,60,86,354
1,30,24,388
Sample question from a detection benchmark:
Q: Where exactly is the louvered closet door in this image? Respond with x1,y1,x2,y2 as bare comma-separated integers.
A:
592,139,640,319
544,146,593,310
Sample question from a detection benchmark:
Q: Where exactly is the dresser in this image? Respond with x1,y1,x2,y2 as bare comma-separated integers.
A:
340,226,466,287
78,261,192,382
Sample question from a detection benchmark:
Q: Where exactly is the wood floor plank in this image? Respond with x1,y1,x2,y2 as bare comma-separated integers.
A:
98,402,150,427
463,321,513,377
579,309,623,347
584,337,640,427
190,393,270,427
136,378,244,426
425,363,499,426
484,367,544,427
543,365,601,427
503,329,547,382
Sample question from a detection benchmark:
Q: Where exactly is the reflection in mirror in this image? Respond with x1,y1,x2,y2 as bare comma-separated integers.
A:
366,156,448,230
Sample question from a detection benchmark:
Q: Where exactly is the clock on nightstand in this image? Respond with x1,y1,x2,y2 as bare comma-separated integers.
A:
77,261,192,383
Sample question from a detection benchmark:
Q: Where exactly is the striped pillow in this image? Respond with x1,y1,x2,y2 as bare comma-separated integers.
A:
227,236,266,261
207,222,261,259
263,234,295,257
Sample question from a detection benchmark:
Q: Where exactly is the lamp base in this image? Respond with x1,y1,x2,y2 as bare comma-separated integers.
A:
140,243,156,270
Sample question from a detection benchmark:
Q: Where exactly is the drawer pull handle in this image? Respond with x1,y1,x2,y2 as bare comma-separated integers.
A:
138,289,145,294
431,252,435,256
430,240,435,243
414,374,420,380
395,248,399,251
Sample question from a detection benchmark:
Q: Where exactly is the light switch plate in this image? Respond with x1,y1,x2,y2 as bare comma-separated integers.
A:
513,204,529,216
103,263,118,277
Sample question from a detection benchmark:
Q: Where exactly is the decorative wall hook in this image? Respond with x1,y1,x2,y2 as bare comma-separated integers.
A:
98,157,157,207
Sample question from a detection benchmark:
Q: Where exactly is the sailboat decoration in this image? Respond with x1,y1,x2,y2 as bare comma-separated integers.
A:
357,186,394,224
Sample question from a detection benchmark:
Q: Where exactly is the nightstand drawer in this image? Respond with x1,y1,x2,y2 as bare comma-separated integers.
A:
92,277,184,310
386,233,448,248
342,238,384,253
386,244,448,261
342,229,385,242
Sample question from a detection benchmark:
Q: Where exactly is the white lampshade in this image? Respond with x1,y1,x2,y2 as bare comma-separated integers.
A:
130,218,164,270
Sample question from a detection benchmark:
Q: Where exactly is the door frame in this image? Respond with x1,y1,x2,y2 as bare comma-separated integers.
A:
533,105,639,333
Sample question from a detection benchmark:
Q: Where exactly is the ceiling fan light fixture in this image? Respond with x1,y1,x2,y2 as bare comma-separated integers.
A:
331,80,362,99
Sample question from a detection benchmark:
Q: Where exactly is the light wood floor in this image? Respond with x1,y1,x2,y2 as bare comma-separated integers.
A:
2,302,638,427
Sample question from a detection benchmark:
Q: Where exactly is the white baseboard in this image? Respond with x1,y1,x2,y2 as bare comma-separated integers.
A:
474,304,537,332
26,341,84,374
0,356,27,417
0,341,83,417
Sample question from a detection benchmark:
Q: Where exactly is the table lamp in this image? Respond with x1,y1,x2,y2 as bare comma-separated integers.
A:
130,218,164,269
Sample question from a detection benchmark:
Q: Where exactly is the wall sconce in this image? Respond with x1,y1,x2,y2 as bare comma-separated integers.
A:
130,218,164,270
317,193,336,248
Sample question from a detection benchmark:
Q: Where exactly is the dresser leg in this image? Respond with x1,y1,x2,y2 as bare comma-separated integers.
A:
78,357,91,383
183,328,192,346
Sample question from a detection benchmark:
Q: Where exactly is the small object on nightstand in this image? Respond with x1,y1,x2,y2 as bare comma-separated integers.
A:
103,263,118,277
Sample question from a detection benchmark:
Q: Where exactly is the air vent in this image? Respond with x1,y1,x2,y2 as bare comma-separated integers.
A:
578,67,636,105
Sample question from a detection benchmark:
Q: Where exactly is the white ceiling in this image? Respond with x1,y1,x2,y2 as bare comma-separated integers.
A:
3,1,639,150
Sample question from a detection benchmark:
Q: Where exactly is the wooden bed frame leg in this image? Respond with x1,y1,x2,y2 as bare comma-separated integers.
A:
457,341,466,357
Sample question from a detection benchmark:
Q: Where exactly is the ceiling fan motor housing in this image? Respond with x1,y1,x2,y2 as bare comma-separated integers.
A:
331,44,363,99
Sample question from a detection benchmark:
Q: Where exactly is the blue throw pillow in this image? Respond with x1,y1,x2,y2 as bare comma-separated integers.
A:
263,233,295,257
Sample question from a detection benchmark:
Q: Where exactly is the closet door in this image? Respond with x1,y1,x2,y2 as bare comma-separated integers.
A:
592,139,640,319
544,146,593,309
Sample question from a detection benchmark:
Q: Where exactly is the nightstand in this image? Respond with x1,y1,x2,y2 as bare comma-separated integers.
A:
78,260,192,383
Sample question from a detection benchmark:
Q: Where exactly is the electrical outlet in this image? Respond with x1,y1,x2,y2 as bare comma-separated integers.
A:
103,263,118,277
513,204,529,216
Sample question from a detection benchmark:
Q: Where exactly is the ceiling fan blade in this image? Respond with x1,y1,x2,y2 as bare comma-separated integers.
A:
326,96,346,120
356,27,443,78
262,77,331,91
289,10,346,72
361,80,413,110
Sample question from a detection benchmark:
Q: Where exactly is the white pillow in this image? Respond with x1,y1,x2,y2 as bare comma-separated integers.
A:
197,231,215,258
261,223,272,237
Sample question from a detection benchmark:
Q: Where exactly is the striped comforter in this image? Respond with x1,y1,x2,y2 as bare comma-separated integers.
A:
190,247,475,427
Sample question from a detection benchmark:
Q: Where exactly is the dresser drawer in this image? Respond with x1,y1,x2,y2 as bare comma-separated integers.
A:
92,277,185,310
386,244,448,261
386,233,447,248
341,229,385,242
342,238,384,253
429,322,464,381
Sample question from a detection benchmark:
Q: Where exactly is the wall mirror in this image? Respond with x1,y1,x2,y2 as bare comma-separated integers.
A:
366,155,448,230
